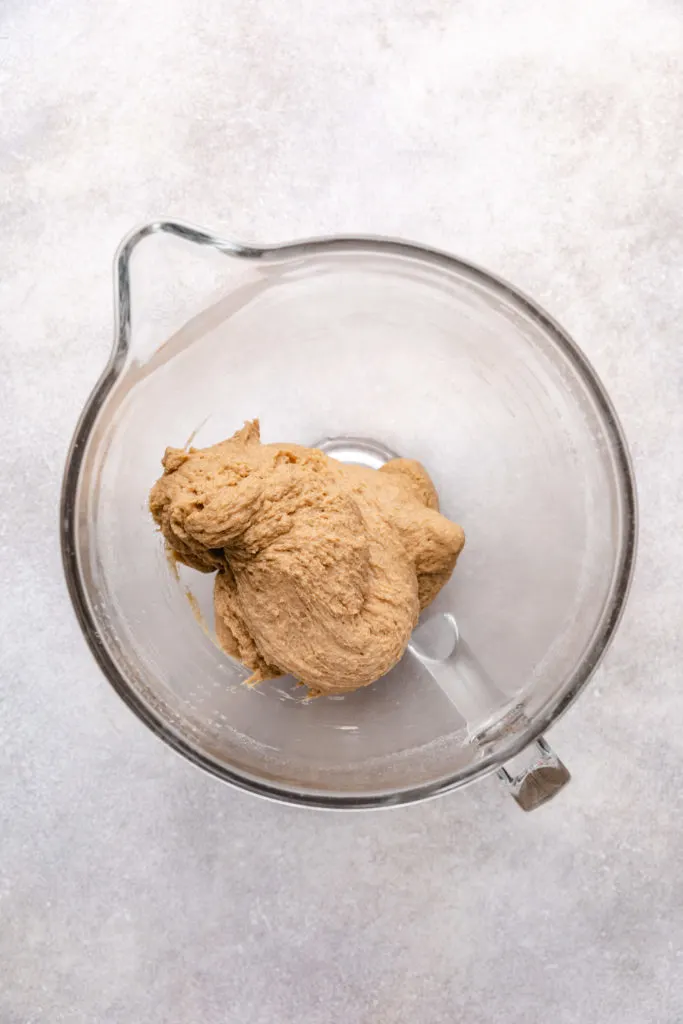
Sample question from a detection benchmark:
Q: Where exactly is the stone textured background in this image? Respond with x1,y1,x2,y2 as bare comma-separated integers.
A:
1,0,682,1021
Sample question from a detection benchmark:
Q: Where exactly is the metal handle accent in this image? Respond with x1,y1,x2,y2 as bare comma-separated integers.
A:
497,737,571,811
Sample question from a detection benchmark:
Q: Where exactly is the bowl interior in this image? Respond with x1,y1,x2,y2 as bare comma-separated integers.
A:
70,238,634,804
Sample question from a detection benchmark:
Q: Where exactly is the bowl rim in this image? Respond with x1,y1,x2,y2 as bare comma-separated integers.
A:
60,219,638,809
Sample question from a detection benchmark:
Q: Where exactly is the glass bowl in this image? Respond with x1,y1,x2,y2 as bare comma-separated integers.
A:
61,221,637,810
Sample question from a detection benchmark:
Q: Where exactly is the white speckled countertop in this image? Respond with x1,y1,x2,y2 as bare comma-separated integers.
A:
2,0,682,1020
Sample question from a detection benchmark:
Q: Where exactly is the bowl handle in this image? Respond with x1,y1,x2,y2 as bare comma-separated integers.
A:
497,737,571,811
410,615,571,811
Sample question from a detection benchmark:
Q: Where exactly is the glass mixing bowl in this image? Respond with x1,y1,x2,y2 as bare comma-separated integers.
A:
61,221,637,810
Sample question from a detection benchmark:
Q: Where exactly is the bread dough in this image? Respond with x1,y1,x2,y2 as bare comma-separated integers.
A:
150,421,465,695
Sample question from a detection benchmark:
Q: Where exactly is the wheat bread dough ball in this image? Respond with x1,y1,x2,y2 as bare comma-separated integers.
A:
150,420,465,695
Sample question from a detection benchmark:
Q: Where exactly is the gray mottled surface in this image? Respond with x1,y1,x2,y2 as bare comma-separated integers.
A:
1,0,683,1021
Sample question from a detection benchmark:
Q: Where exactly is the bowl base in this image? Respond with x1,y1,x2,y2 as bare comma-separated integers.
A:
313,434,398,468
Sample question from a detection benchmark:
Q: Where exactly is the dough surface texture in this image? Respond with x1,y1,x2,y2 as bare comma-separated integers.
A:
150,421,465,695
